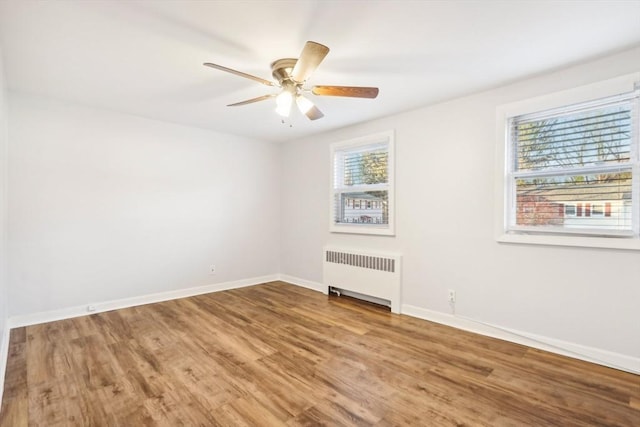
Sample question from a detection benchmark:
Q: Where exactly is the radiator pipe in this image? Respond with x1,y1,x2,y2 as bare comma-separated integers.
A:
329,287,341,297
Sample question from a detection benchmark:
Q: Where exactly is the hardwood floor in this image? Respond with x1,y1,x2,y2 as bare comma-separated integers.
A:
1,281,638,426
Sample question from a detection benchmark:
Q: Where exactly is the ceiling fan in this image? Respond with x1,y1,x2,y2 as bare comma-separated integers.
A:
203,41,379,121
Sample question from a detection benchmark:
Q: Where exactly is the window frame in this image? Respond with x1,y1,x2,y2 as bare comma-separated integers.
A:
495,73,640,250
329,130,395,236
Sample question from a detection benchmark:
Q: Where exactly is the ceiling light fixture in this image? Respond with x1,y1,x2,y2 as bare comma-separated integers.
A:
295,94,314,114
275,90,293,117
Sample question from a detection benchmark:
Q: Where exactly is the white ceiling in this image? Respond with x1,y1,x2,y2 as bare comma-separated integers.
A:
1,1,639,143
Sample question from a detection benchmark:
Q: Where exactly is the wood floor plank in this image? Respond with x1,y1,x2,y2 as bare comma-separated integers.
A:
1,281,638,426
0,395,27,427
2,341,27,401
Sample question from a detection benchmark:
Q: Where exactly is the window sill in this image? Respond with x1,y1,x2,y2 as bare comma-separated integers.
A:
330,224,395,236
497,233,640,251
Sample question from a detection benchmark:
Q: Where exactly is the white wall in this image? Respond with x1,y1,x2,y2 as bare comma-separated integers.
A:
8,94,280,317
0,45,9,405
280,47,640,371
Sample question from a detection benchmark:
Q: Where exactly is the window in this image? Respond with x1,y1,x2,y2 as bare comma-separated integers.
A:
496,73,640,250
592,203,604,217
564,204,576,217
330,131,395,235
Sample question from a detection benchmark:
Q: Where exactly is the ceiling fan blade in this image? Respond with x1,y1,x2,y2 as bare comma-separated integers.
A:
291,41,330,83
203,62,276,87
312,86,379,98
227,94,276,107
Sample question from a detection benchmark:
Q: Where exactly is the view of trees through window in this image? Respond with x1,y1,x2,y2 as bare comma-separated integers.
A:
344,149,388,185
511,100,635,232
336,144,390,225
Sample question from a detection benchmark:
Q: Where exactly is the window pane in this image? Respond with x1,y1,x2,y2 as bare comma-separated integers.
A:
335,191,388,225
515,172,632,232
592,203,604,217
515,103,632,172
341,145,388,186
565,204,576,216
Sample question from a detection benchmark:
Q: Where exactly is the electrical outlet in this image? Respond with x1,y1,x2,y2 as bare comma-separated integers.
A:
87,305,96,312
209,264,216,274
447,289,456,304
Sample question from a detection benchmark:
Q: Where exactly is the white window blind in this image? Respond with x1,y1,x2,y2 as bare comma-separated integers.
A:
506,88,639,237
330,131,394,235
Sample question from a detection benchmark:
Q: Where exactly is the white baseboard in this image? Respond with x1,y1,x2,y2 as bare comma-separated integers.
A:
278,274,326,294
0,318,10,410
402,304,640,375
8,274,279,328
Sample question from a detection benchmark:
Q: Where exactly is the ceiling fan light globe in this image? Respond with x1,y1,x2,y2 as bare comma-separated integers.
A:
296,95,314,114
275,91,293,117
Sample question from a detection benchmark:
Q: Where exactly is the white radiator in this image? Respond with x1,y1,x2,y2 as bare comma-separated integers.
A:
323,247,402,313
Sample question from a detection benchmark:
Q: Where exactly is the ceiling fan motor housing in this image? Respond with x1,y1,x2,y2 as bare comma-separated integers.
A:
271,58,298,85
